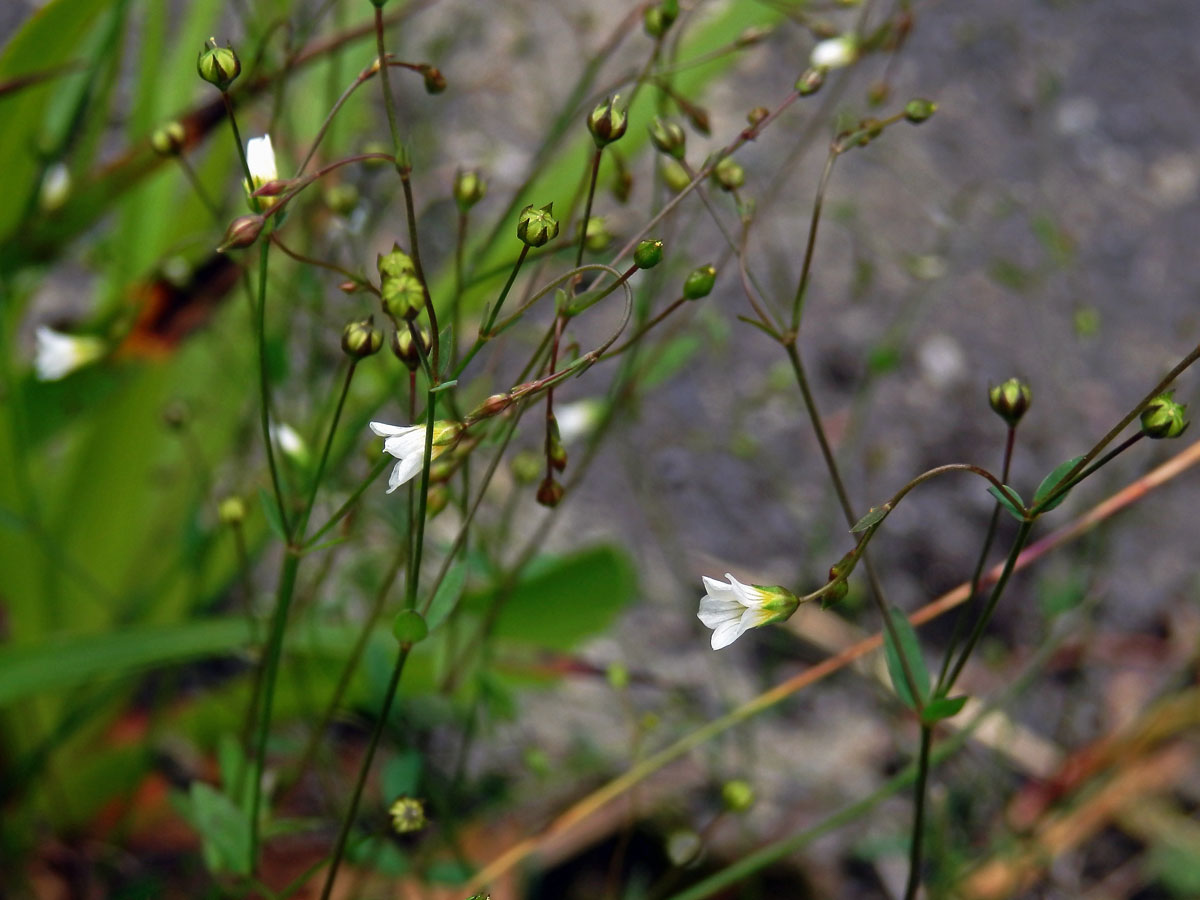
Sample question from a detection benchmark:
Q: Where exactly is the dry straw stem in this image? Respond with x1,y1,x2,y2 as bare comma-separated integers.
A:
465,438,1200,893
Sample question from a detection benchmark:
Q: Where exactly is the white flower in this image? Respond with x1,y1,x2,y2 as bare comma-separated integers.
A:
269,422,309,463
33,326,106,381
39,163,71,212
697,573,799,650
555,398,606,445
370,420,460,493
246,135,278,191
810,35,858,70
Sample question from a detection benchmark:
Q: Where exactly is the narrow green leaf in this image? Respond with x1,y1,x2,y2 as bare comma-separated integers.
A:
640,335,701,389
883,607,930,710
258,487,286,541
851,504,890,533
920,694,968,725
1033,455,1085,512
185,782,252,876
987,484,1025,521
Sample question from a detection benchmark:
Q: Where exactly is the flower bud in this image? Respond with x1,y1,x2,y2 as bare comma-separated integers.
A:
868,81,890,106
471,393,514,420
421,65,446,94
511,450,542,484
665,830,702,866
643,0,678,38
988,378,1032,427
712,157,745,192
683,264,717,300
39,163,70,212
904,98,938,124
392,610,429,646
795,67,826,96
548,416,568,472
33,327,105,381
582,216,612,253
611,167,634,204
425,484,450,518
648,117,687,159
341,316,383,359
722,780,756,813
661,160,690,193
536,476,564,508
218,496,246,526
1140,391,1189,439
634,239,664,269
151,121,187,156
218,214,265,251
588,95,628,147
391,325,430,371
810,34,858,70
197,38,240,91
388,795,427,833
517,203,559,248
378,243,416,280
324,183,359,216
453,169,487,212
378,245,425,320
746,106,770,128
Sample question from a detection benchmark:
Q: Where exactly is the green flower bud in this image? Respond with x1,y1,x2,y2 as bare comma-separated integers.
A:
611,167,633,204
904,98,938,124
218,496,246,526
151,121,187,156
382,271,425,321
341,316,383,359
324,183,359,216
390,325,430,371
582,216,612,253
425,484,449,518
988,378,1032,427
218,214,264,252
634,239,664,270
648,117,687,159
712,156,745,192
392,609,429,645
587,95,628,148
511,450,542,484
721,780,756,813
746,106,770,128
795,67,826,96
1140,391,1189,439
517,203,559,248
378,243,416,281
197,38,240,92
661,160,690,193
536,476,564,508
388,795,427,833
643,0,678,38
453,169,487,212
683,264,717,300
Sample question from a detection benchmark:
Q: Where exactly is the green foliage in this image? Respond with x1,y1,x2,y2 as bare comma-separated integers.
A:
884,608,930,711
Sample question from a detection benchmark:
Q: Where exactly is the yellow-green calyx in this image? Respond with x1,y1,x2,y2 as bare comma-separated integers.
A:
1141,391,1189,439
197,38,240,91
517,203,559,248
989,377,1032,427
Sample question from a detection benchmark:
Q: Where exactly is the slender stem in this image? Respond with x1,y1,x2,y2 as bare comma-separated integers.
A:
453,210,468,366
373,8,403,159
575,148,603,272
600,296,686,359
302,456,391,549
297,361,357,535
903,725,933,900
255,240,291,538
790,150,837,332
453,245,530,378
316,646,412,900
222,92,255,208
174,155,222,222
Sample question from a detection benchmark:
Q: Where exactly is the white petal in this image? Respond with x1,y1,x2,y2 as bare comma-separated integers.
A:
701,575,734,595
370,420,416,437
698,598,745,629
246,135,278,184
390,451,424,490
724,573,767,608
739,607,774,631
34,327,104,381
382,429,427,460
710,619,745,650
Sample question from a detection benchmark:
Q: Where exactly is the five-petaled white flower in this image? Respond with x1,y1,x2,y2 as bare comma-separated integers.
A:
370,420,460,493
34,326,106,381
246,135,278,192
697,573,799,650
810,35,859,70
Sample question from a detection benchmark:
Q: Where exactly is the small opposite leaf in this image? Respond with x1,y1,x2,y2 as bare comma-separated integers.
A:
851,504,890,533
1033,455,1084,513
425,560,468,632
921,694,968,725
987,484,1025,521
883,607,930,711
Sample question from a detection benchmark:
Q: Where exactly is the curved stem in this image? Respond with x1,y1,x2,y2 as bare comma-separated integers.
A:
575,149,603,272
255,240,291,538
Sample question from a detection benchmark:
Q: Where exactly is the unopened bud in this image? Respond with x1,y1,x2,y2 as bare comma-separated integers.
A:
197,38,240,91
421,65,446,94
511,451,542,484
378,245,424,320
904,98,938,124
648,117,687,159
795,67,826,96
517,203,559,248
661,160,690,193
587,95,628,148
324,183,359,216
988,378,1032,427
612,167,633,204
218,214,264,251
536,476,564,508
151,122,187,156
634,239,664,269
548,416,568,472
339,280,359,293
643,0,678,38
810,34,858,70
722,780,756,813
392,610,429,646
712,157,745,192
391,326,430,371
746,106,770,128
1140,391,1189,439
454,169,487,212
425,484,450,518
665,830,702,866
218,496,246,526
341,317,383,359
582,216,612,253
867,81,890,106
472,393,514,420
388,795,427,833
683,264,716,300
